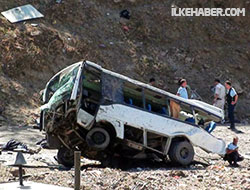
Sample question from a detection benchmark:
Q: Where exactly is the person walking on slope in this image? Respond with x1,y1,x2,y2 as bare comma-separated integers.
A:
225,80,238,131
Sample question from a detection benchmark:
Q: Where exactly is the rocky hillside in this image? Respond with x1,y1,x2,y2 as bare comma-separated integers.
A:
0,0,250,124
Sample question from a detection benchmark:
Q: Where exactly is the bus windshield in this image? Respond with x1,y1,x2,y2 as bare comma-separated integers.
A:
41,64,81,111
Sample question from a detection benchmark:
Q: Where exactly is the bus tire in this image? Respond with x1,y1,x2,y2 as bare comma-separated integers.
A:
169,141,194,166
86,127,110,150
57,146,74,168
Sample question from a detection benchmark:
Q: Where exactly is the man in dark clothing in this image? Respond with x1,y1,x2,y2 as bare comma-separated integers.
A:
149,78,156,86
225,80,238,130
224,137,244,167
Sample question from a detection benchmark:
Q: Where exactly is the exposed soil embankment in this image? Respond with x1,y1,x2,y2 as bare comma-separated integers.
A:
0,0,250,124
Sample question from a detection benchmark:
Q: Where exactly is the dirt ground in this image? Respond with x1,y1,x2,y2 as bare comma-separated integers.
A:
0,0,250,125
0,124,250,190
0,1,250,189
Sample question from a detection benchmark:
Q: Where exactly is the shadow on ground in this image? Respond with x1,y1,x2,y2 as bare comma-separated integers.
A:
80,157,209,171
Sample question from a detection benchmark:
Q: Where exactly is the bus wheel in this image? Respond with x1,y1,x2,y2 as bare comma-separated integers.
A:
169,141,194,166
86,127,110,150
57,146,74,168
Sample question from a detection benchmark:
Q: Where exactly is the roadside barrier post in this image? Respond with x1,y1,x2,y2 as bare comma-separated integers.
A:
74,151,81,190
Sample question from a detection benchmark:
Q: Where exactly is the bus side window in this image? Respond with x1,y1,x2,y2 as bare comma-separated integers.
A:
102,73,123,103
144,89,169,115
81,69,102,115
123,82,143,108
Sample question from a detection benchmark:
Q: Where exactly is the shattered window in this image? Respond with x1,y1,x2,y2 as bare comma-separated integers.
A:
42,65,80,110
49,65,80,93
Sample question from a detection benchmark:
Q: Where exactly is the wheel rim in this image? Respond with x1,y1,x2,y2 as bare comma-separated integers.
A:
57,147,74,167
92,131,106,145
180,147,189,159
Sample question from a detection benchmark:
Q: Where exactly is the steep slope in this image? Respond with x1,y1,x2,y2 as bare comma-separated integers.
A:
0,0,250,124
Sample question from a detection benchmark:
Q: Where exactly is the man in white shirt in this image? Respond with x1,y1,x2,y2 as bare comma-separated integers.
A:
177,79,188,99
170,79,188,118
224,137,244,167
213,79,226,110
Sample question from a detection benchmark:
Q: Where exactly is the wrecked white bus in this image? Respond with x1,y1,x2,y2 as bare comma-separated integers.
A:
40,61,226,167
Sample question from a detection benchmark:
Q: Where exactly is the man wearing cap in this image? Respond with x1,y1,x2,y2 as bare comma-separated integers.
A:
213,79,226,110
225,80,238,130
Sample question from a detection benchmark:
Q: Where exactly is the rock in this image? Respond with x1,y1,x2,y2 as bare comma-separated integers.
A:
241,179,247,184
197,175,203,178
99,44,106,48
237,64,243,70
185,57,193,64
233,81,244,94
0,115,6,122
170,171,187,177
30,30,41,36
202,64,209,69
0,106,4,115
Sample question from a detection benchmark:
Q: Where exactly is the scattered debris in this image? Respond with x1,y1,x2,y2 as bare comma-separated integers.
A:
36,139,48,148
30,30,42,36
99,44,106,48
31,23,38,27
0,125,250,189
122,25,129,32
2,140,28,151
120,9,130,19
1,4,44,23
169,170,187,178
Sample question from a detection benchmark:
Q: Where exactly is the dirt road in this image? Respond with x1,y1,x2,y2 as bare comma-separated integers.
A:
0,125,250,190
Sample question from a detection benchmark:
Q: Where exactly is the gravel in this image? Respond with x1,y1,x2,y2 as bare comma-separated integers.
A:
0,125,250,190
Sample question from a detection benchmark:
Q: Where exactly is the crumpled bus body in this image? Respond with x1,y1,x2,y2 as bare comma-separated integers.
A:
40,61,226,167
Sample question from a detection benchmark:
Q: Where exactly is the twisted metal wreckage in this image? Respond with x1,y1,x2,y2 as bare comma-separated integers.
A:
40,61,226,167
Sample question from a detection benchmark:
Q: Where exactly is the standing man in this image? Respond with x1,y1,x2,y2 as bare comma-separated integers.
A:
225,80,238,130
213,79,226,110
170,78,188,118
177,78,188,99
